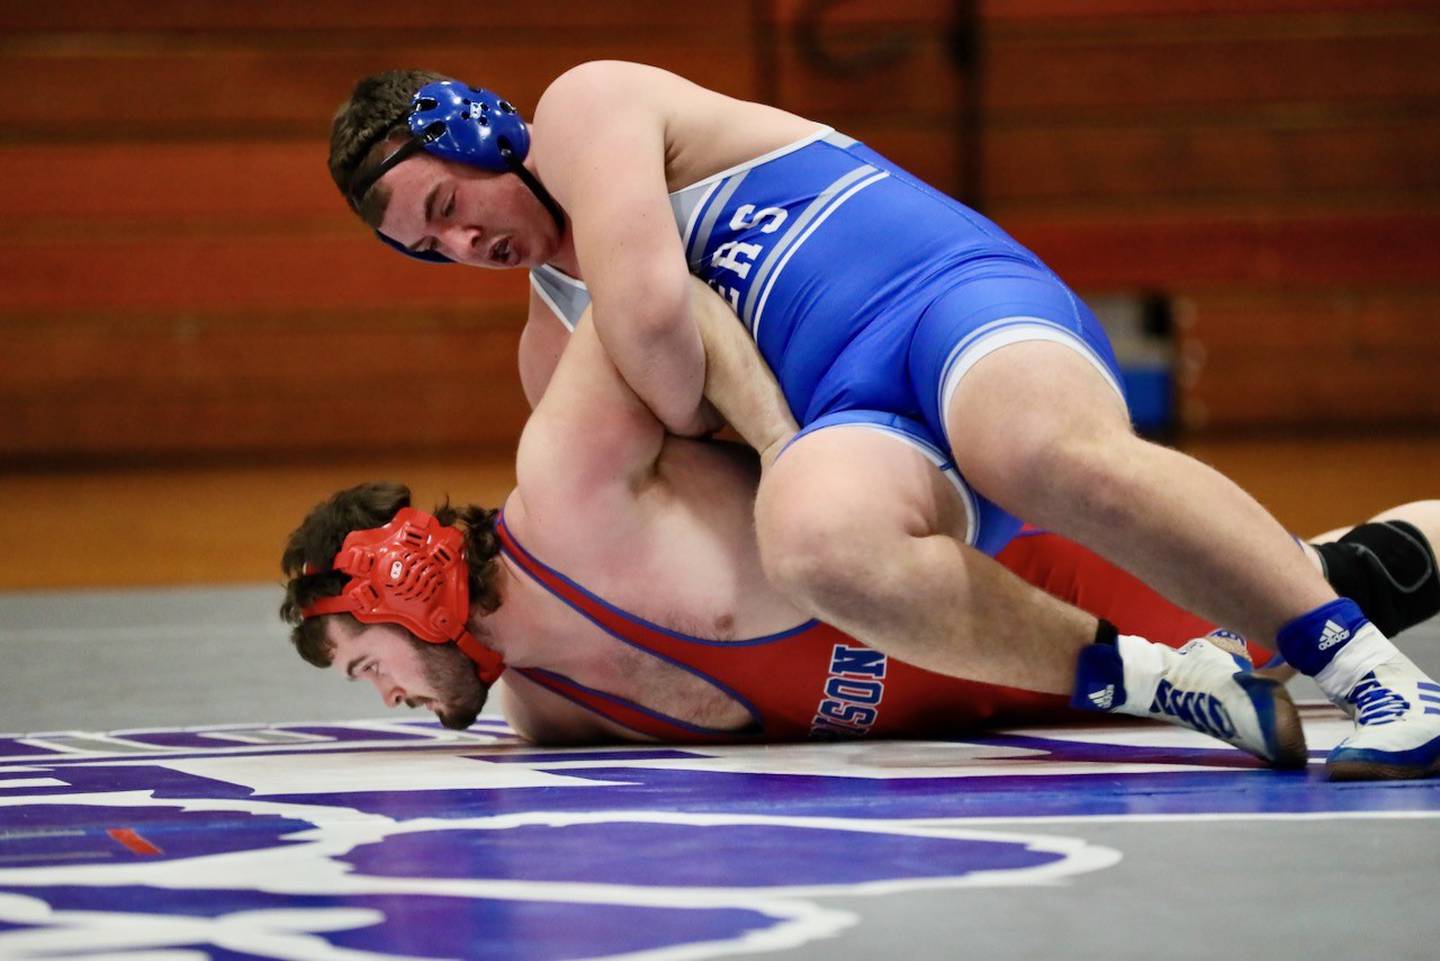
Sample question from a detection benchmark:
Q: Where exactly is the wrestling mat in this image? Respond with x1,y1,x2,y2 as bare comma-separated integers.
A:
2,705,1437,961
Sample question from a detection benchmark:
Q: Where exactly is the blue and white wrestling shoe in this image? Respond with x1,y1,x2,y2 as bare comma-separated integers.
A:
1325,647,1440,781
1278,599,1440,781
1073,626,1308,768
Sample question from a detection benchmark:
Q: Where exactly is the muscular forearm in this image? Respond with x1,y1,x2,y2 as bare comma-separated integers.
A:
689,278,798,467
592,283,710,437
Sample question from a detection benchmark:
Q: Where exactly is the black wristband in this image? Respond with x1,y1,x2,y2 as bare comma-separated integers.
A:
1093,618,1120,647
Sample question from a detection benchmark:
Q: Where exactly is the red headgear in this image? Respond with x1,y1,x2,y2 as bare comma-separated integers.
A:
300,506,504,684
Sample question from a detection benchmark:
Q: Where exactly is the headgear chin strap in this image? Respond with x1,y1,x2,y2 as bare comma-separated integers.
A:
301,507,505,684
347,80,566,263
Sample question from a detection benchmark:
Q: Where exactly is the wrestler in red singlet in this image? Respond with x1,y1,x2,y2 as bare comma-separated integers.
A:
498,515,1271,744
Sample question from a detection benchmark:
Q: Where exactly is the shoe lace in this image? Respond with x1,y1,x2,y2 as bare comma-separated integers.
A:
1150,678,1237,739
1346,673,1410,726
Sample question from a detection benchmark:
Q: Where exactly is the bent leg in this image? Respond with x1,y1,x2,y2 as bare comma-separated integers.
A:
1003,501,1440,683
1310,499,1440,546
995,531,1256,653
947,338,1336,641
757,413,1306,764
938,317,1438,777
755,416,1096,694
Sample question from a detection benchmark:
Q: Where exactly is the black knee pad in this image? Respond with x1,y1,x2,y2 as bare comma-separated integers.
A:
1314,520,1440,636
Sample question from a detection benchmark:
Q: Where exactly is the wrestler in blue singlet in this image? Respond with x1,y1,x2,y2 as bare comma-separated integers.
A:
532,128,1127,556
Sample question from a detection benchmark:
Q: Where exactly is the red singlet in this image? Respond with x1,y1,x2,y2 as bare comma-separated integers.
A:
498,516,1269,743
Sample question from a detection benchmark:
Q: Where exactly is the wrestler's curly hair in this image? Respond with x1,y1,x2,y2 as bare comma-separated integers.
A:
278,481,503,668
328,68,453,226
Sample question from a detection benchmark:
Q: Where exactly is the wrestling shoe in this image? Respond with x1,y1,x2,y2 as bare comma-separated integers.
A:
1277,597,1440,780
1325,651,1440,781
1072,624,1308,768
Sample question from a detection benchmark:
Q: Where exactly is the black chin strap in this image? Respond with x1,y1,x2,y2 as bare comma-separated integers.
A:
500,142,567,235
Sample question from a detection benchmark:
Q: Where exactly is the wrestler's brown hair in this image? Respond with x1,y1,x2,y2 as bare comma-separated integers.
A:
328,68,453,226
278,481,503,667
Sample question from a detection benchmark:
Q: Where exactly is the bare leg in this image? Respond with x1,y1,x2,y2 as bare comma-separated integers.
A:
754,420,1305,766
946,340,1336,641
755,425,1094,694
947,340,1440,778
1311,499,1440,547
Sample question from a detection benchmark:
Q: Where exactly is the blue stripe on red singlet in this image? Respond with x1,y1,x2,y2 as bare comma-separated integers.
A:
513,667,759,742
493,511,774,735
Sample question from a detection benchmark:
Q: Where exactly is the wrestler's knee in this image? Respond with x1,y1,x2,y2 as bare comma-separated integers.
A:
976,424,1141,526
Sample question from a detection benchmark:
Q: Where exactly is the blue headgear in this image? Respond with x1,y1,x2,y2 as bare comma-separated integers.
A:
347,80,564,264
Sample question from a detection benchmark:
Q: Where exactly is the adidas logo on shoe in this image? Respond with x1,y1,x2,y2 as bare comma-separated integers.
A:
1088,685,1115,711
1317,619,1351,651
1074,633,1306,766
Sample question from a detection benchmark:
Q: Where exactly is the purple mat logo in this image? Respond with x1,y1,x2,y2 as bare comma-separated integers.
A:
0,712,1434,960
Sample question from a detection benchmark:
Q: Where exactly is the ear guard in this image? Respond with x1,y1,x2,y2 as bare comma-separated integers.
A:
348,80,563,264
411,81,530,172
301,506,505,684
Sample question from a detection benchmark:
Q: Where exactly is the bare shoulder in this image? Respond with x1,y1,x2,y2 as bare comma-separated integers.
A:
530,61,680,185
496,670,648,746
535,60,686,116
535,60,824,193
513,318,663,526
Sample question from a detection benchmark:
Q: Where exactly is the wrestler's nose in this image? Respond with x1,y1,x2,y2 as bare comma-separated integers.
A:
370,675,405,709
441,223,481,259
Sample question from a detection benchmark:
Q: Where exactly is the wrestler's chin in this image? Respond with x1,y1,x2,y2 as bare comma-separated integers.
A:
434,690,488,731
435,705,480,730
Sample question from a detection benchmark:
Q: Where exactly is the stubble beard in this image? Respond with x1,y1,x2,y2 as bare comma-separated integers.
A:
411,637,489,730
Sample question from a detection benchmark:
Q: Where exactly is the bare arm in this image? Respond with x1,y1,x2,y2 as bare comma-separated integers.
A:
687,278,799,469
518,285,572,407
517,304,665,508
533,62,709,436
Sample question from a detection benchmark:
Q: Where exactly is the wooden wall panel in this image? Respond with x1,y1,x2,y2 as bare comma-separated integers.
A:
0,2,746,32
0,143,333,220
0,308,529,459
0,236,529,311
771,0,1438,26
0,4,760,463
986,116,1440,204
1005,209,1440,288
0,41,753,137
984,32,1440,115
771,35,963,120
972,2,1440,431
1175,289,1440,429
3,0,1438,465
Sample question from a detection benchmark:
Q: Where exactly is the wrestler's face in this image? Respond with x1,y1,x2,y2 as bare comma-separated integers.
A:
325,618,488,730
374,152,561,269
